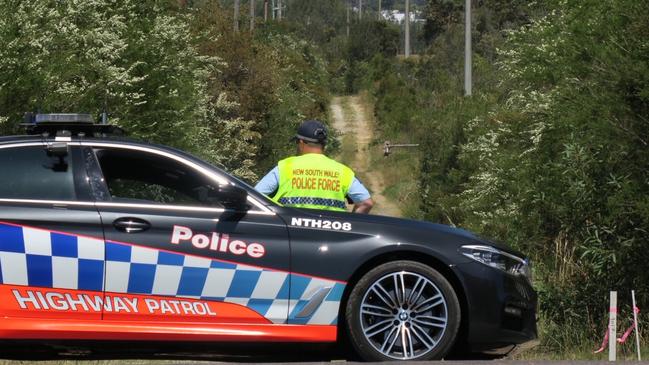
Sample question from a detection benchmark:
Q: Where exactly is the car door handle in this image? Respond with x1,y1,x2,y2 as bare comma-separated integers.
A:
113,218,151,233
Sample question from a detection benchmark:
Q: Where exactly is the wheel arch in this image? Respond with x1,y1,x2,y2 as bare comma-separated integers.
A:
337,250,469,348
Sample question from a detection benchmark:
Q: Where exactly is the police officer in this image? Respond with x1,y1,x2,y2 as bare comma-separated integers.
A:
255,120,374,213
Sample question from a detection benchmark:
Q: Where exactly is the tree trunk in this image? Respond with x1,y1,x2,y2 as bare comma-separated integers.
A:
358,0,362,20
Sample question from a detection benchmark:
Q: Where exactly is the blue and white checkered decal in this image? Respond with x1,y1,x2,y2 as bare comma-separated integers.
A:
0,222,345,325
0,223,105,291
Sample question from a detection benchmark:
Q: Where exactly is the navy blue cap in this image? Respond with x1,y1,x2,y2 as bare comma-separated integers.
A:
294,120,328,144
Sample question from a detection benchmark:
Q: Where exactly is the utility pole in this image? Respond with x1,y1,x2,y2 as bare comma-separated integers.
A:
250,0,255,30
378,0,382,20
264,0,268,22
404,0,411,57
234,0,240,32
358,0,362,20
464,0,472,96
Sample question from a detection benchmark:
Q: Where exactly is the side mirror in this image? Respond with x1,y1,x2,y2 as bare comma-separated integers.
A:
210,184,249,210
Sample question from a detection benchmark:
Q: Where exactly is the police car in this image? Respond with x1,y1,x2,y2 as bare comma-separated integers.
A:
0,114,537,361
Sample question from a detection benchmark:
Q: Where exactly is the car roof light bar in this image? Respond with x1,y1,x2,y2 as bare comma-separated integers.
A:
21,112,125,136
32,113,95,124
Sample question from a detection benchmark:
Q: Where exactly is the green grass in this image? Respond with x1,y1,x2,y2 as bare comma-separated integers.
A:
511,314,647,360
517,344,648,361
337,131,357,171
359,93,421,219
333,98,357,167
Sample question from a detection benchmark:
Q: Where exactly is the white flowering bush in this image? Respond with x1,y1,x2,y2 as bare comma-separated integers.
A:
0,0,259,179
457,0,649,339
371,0,649,348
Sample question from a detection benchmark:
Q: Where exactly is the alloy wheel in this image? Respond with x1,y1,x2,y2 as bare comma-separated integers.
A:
359,271,449,360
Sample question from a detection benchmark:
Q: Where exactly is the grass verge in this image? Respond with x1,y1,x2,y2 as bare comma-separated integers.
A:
359,92,420,219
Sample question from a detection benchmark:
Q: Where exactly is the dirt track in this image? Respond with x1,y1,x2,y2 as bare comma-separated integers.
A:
330,95,401,217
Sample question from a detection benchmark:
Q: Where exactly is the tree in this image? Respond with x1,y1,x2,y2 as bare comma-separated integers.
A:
459,0,649,336
0,0,259,179
191,1,330,176
422,0,462,43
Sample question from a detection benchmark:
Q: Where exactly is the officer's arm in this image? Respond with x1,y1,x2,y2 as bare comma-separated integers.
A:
254,167,280,197
353,198,374,214
348,178,373,214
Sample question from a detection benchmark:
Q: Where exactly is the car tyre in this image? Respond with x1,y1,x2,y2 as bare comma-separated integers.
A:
345,260,460,361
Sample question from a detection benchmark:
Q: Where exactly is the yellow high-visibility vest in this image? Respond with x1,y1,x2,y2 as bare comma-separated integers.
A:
272,153,354,211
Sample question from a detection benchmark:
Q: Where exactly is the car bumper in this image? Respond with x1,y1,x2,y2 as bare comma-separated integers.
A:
453,261,538,353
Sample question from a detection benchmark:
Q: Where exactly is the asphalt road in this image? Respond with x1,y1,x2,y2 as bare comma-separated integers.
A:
2,341,644,364
0,341,514,363
0,342,649,365
3,341,343,363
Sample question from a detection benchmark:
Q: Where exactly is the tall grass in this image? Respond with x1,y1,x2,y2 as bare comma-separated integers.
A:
359,92,421,219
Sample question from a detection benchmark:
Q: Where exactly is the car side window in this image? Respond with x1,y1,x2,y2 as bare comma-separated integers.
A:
0,145,76,200
92,147,225,208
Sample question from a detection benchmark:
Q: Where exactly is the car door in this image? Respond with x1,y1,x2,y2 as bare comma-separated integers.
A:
82,142,291,325
0,142,105,320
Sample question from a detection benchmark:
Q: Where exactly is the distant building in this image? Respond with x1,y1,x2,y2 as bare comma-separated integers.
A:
380,9,424,24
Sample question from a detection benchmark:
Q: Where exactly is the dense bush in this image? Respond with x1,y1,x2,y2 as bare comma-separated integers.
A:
343,20,401,93
0,0,262,179
190,2,331,179
0,0,333,182
460,0,649,337
364,0,649,351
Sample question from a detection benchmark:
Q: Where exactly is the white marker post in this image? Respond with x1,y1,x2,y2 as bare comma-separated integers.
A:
632,290,641,361
609,291,617,362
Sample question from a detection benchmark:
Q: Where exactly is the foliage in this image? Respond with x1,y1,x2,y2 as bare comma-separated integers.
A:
0,0,336,182
460,0,649,336
365,0,649,352
344,20,401,93
190,1,331,179
348,20,401,63
422,0,462,42
284,0,348,47
0,0,259,179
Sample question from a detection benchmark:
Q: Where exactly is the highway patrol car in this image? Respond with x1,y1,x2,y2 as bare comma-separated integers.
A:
0,114,537,360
